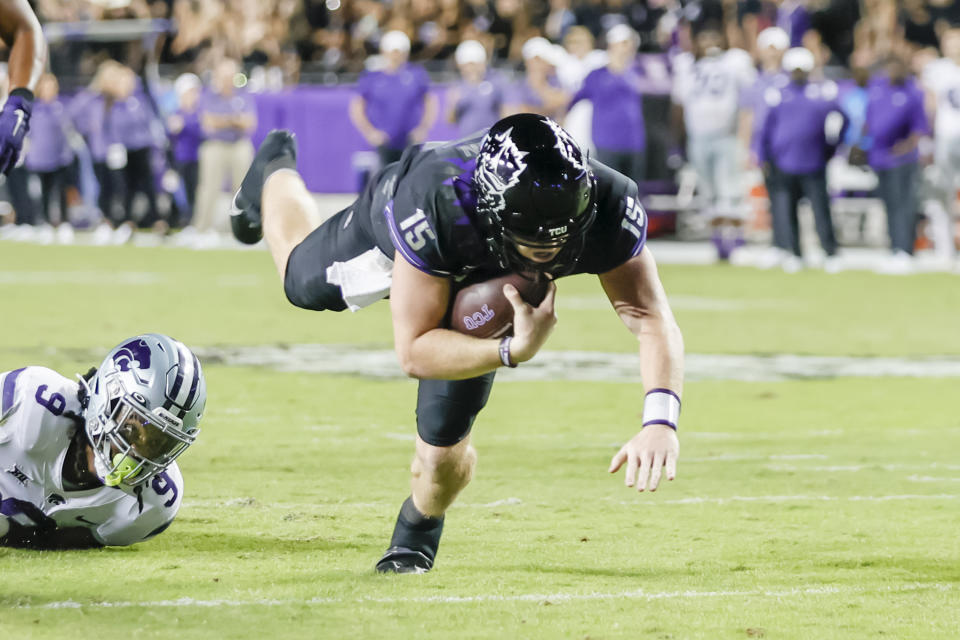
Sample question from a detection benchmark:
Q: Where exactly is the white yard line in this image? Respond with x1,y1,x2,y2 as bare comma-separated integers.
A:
180,493,960,511
0,271,164,285
187,344,960,382
12,344,960,381
12,582,952,611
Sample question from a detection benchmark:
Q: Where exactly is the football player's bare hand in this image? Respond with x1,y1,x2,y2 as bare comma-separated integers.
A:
608,425,679,492
504,281,556,362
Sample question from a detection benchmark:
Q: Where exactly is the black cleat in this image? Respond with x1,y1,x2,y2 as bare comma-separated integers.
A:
375,546,434,574
230,129,298,244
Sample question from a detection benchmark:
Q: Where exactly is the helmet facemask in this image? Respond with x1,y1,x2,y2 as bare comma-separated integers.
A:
81,369,197,487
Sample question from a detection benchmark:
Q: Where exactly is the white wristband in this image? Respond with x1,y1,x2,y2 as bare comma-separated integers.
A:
642,389,681,431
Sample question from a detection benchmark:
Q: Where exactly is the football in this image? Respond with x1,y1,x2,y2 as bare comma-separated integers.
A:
448,273,550,339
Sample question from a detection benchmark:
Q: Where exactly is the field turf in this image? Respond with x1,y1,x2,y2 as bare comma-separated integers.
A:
1,242,958,639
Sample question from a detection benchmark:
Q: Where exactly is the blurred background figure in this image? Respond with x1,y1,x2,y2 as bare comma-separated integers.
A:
107,64,163,233
760,47,847,273
838,50,873,167
741,27,791,268
556,25,606,153
923,26,960,266
23,72,74,244
672,23,756,261
568,24,645,186
167,73,203,230
349,30,436,169
445,40,502,139
193,57,256,245
503,36,568,121
69,61,131,245
865,55,928,275
778,0,812,49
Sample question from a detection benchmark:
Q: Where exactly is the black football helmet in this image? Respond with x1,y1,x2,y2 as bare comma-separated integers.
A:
472,113,596,277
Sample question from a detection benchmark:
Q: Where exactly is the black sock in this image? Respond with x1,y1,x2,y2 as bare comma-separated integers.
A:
389,496,444,561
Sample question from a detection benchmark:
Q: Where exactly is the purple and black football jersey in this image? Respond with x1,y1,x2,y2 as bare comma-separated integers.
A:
367,132,647,281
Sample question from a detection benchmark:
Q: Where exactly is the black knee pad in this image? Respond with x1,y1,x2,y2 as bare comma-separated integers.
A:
416,373,496,447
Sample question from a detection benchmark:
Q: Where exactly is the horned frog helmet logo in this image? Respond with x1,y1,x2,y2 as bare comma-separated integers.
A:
544,118,586,173
475,127,529,214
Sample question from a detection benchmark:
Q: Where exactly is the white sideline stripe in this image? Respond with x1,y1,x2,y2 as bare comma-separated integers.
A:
181,494,960,511
14,582,952,611
190,345,960,382
684,453,827,462
767,463,960,473
558,294,797,312
22,344,960,381
0,271,163,285
637,494,960,505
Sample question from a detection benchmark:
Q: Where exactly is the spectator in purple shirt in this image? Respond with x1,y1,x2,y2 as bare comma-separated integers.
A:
502,37,569,121
445,40,504,139
167,73,204,227
24,73,74,236
70,60,122,239
194,57,256,237
349,31,438,169
568,24,646,184
865,56,929,273
760,47,848,272
777,0,811,48
107,65,163,231
741,27,790,265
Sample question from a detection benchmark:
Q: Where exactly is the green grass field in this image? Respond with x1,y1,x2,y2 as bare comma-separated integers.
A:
1,242,958,639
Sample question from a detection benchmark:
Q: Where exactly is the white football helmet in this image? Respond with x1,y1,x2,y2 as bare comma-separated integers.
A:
80,334,205,487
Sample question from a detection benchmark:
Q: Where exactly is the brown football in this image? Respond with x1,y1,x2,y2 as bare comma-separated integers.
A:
448,273,550,339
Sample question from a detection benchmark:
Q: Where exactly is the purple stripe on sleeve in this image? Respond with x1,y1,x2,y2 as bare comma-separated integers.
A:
646,387,681,405
642,419,678,431
383,200,443,276
2,368,25,414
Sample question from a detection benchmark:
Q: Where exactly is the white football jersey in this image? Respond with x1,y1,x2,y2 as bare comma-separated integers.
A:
923,57,960,141
672,49,757,137
0,366,183,546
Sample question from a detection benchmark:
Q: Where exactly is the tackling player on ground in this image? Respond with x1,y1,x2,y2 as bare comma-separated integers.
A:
0,0,46,174
0,334,205,548
231,114,683,573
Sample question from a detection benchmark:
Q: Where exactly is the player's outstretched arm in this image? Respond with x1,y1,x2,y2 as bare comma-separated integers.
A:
390,254,555,379
599,247,684,492
0,0,45,93
0,0,45,174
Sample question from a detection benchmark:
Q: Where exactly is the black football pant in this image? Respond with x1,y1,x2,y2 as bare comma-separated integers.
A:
874,162,919,255
769,167,837,257
35,167,70,226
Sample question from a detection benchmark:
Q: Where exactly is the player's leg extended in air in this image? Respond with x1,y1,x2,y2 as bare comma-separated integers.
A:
231,130,324,277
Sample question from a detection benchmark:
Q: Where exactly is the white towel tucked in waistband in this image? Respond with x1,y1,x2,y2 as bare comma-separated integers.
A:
325,247,394,312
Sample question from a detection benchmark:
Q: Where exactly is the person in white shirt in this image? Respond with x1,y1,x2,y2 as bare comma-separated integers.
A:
0,333,205,549
672,23,757,260
921,27,960,261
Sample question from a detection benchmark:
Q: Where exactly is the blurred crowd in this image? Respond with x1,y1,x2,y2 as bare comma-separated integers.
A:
1,0,960,272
